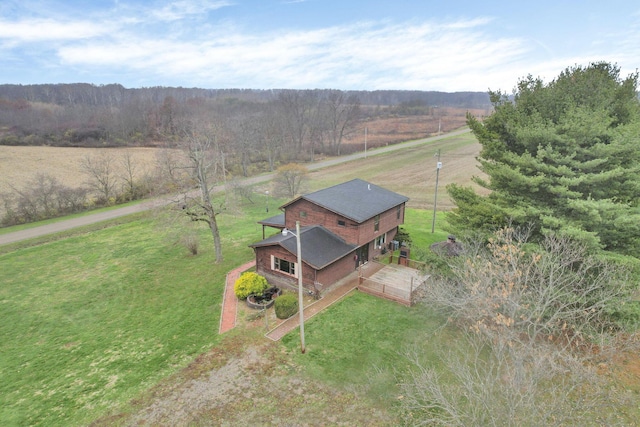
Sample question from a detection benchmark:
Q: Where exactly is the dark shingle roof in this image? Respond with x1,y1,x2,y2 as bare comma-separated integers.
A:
258,213,285,227
286,178,409,223
250,225,356,270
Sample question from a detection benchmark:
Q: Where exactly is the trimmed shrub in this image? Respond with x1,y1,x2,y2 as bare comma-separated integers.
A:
274,293,298,319
234,272,268,300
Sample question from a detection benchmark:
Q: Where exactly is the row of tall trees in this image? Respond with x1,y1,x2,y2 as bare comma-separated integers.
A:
0,85,489,156
0,89,363,169
0,84,489,109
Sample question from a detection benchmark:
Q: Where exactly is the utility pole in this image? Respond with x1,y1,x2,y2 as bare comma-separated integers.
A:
295,221,305,353
431,149,442,233
364,127,367,159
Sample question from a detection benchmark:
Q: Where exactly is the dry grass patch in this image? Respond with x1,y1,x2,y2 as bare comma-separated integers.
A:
309,133,488,209
0,146,163,194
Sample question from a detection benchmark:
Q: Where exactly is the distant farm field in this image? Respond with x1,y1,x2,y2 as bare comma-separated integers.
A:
0,111,480,198
309,132,488,210
0,131,486,218
0,146,161,195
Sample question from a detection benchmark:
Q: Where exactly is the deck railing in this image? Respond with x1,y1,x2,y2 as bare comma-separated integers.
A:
357,260,428,306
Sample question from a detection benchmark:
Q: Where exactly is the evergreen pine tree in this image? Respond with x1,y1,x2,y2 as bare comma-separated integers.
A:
448,62,640,255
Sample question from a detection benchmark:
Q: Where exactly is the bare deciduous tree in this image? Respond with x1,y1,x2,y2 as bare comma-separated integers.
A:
278,90,316,154
1,173,88,225
272,163,308,198
119,151,138,201
259,106,288,171
425,227,627,351
81,150,117,204
229,113,261,177
398,331,623,427
157,120,224,263
397,226,636,426
324,90,361,155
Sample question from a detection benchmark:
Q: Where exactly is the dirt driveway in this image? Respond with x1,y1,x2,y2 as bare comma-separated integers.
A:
91,335,396,426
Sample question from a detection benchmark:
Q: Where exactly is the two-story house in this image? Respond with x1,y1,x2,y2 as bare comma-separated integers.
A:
250,179,409,295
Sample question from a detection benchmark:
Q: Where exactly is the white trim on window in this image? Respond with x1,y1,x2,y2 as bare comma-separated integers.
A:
272,255,298,277
375,232,387,249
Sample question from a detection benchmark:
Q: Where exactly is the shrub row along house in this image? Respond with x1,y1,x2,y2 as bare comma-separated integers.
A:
250,179,409,295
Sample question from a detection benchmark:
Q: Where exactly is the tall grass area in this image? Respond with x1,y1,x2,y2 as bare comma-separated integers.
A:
0,198,278,426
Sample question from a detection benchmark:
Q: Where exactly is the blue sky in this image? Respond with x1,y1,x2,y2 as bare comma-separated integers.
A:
1,0,639,92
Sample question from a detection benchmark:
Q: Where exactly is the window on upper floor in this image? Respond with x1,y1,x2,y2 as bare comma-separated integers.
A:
374,214,380,232
397,205,401,220
337,219,346,227
300,211,307,218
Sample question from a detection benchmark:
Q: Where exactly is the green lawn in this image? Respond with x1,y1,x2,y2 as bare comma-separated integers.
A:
0,199,272,426
0,198,444,426
0,133,480,425
282,291,451,402
0,199,145,235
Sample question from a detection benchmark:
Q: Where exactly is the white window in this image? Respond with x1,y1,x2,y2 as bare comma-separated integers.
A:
271,255,297,277
375,233,387,249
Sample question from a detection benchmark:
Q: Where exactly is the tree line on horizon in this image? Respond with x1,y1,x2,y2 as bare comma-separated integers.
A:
0,84,489,153
0,84,487,229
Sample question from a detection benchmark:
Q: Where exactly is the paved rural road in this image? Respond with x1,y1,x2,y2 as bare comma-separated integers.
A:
0,128,470,246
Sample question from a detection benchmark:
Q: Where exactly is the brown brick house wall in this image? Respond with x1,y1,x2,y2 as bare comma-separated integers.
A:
316,252,358,292
285,199,405,247
355,205,404,246
253,244,358,294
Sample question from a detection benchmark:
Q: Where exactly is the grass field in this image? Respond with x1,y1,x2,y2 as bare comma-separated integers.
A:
308,132,487,209
0,198,266,426
0,146,163,195
0,194,450,426
0,121,485,209
1,131,466,424
282,291,451,392
3,131,636,425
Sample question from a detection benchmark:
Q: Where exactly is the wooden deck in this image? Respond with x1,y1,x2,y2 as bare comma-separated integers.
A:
358,262,428,306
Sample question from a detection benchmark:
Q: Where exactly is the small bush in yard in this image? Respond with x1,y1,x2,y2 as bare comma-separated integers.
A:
234,272,268,300
275,293,298,319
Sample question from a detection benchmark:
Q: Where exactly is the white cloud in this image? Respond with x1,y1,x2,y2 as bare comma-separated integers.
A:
0,18,113,42
56,17,536,91
151,0,233,22
2,1,639,91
